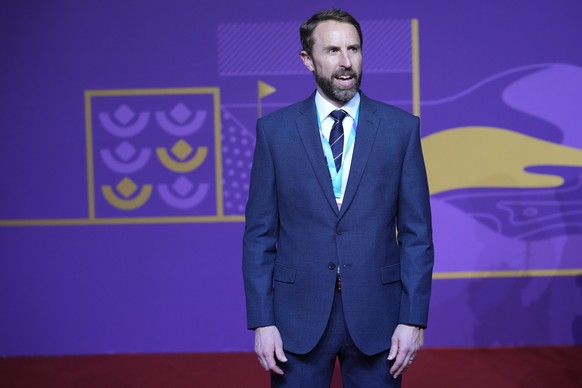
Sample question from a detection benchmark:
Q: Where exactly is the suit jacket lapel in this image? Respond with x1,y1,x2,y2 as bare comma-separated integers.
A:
339,93,380,217
295,95,340,215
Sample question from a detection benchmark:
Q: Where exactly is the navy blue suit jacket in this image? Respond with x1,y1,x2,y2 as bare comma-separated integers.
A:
243,92,434,356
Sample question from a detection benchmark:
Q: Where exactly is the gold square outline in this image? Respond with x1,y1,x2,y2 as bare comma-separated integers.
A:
84,87,238,224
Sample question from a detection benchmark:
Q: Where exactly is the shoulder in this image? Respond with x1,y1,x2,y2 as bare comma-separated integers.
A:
257,94,314,129
361,93,419,126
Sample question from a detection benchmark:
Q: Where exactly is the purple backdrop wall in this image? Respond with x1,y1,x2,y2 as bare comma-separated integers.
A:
1,0,581,356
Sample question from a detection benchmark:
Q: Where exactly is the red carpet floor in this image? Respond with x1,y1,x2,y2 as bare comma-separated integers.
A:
1,346,581,387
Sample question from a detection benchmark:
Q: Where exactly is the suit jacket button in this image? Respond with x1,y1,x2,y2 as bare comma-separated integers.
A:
328,262,336,270
336,228,343,235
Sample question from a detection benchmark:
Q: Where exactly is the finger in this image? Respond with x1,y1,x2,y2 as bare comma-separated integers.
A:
387,337,398,361
275,345,288,363
256,352,269,372
255,342,269,371
400,345,421,375
264,351,285,375
270,364,285,375
266,355,285,375
256,343,274,371
389,357,404,378
391,360,407,379
390,348,412,378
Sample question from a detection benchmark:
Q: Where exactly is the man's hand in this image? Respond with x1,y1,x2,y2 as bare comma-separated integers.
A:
254,325,288,375
387,324,421,379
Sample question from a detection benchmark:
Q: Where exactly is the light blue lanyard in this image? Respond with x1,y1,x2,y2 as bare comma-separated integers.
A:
317,108,359,198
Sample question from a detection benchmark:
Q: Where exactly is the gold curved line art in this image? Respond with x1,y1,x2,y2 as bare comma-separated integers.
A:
101,185,153,210
156,147,208,173
422,126,582,195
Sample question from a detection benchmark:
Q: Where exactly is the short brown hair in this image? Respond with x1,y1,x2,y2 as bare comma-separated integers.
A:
300,9,363,56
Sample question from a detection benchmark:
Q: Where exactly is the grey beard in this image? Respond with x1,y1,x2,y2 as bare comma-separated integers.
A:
315,72,361,104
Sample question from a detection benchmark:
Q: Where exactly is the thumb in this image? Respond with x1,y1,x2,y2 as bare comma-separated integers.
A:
275,345,288,363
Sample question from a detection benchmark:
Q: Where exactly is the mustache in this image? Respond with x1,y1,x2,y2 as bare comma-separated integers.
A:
333,69,357,78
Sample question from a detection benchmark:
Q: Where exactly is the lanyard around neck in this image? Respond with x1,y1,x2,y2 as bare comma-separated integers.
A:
316,108,359,198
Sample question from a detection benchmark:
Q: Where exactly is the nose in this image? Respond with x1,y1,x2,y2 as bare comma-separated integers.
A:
339,50,352,68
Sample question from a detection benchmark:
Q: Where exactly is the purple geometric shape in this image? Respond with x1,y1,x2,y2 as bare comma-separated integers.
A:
114,104,135,125
100,148,151,174
170,103,192,124
219,107,254,215
99,111,150,138
115,141,137,162
502,64,582,148
155,110,207,136
217,19,412,76
157,183,209,209
172,176,194,197
436,168,582,241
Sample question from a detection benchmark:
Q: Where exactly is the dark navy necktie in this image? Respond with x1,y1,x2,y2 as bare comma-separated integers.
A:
329,109,347,172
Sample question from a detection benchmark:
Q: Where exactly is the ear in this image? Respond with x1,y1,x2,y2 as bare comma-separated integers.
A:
300,50,314,72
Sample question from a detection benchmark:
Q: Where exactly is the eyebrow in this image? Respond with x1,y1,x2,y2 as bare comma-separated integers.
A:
323,43,361,51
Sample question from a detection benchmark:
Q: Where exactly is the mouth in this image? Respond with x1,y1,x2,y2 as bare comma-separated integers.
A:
334,73,356,88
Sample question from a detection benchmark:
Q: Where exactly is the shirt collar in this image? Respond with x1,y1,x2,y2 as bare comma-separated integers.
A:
315,90,360,124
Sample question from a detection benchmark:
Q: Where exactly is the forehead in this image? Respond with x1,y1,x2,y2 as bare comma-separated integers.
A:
312,20,360,47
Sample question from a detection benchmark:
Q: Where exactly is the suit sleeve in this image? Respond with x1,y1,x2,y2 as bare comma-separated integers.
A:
396,116,434,328
242,118,279,329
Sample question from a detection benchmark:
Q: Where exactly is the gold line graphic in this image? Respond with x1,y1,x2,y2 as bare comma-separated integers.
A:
213,89,224,217
0,216,245,226
157,147,209,172
86,87,221,96
84,91,96,220
433,269,582,279
411,19,420,117
101,184,153,210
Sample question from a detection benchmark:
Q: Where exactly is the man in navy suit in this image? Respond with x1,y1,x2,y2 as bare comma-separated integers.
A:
243,9,434,387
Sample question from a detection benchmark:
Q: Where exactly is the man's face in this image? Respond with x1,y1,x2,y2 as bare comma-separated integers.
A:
301,20,362,107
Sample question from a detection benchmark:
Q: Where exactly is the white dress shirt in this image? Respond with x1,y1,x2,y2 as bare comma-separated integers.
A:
314,91,360,205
